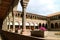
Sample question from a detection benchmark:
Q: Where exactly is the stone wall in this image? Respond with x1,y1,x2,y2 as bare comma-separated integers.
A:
0,30,43,40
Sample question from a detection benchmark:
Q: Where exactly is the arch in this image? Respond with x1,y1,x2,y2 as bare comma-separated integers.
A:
39,23,41,28
7,21,13,29
15,21,19,25
51,23,54,28
20,22,22,26
59,23,60,28
30,15,32,19
34,23,38,26
26,22,30,26
19,22,22,29
26,22,30,29
29,22,34,26
34,23,38,29
42,23,45,27
19,22,30,26
10,21,13,29
18,13,20,17
39,23,41,26
21,14,23,17
15,21,19,30
55,23,58,28
45,23,48,29
7,22,12,25
29,22,34,30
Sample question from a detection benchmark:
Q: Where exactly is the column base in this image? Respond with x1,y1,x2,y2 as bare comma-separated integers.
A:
12,29,15,33
22,29,31,36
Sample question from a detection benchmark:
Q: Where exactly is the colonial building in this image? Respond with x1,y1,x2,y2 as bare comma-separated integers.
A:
47,12,60,30
1,0,60,33
6,11,47,32
2,10,60,33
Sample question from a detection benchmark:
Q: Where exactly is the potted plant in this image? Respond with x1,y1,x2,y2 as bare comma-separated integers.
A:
31,26,46,37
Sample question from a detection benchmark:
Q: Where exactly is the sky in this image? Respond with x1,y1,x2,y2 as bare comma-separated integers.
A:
17,0,60,16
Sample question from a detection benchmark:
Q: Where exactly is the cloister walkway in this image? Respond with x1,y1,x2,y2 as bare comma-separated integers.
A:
0,0,60,40
0,0,19,29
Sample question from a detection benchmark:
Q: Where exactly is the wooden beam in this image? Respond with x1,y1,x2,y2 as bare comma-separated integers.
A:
2,1,10,4
1,7,8,9
3,0,11,2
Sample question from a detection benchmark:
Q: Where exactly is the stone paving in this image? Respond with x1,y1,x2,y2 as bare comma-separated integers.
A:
41,31,60,40
22,30,60,40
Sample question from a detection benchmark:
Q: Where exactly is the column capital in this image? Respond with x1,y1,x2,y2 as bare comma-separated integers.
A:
20,0,29,8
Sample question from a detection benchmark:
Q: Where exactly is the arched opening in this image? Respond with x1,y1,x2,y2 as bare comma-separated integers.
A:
55,23,58,28
15,22,19,28
42,23,45,27
39,23,41,28
59,23,60,28
20,22,22,29
45,23,47,29
7,22,13,30
15,22,19,33
30,22,34,30
34,23,38,29
26,22,30,29
51,23,54,28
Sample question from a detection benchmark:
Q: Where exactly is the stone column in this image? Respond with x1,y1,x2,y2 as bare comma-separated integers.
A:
29,23,31,30
20,0,29,35
53,23,55,29
47,18,51,30
12,12,15,32
34,23,36,30
22,7,27,34
8,15,11,31
12,0,19,32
